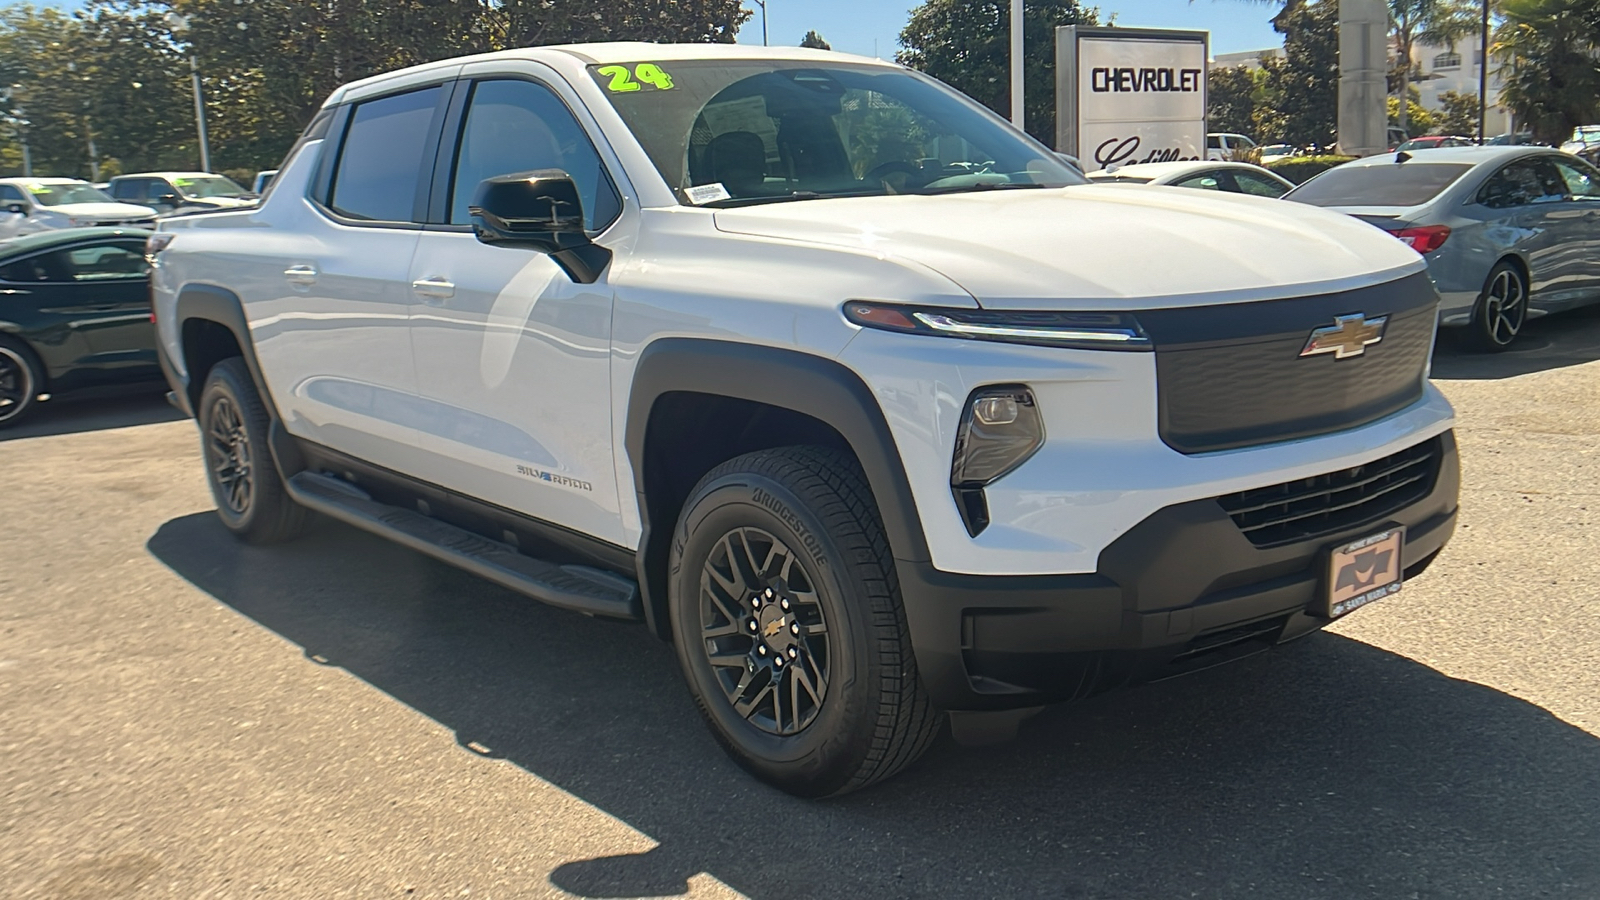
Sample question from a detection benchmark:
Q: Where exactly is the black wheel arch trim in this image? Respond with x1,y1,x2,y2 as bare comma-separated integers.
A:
625,338,930,640
168,283,307,479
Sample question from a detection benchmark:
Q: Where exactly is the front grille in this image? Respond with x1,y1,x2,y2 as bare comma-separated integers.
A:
97,218,156,227
1140,272,1439,454
1218,437,1440,548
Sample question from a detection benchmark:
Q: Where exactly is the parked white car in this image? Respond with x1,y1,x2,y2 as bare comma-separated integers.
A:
0,178,157,238
1206,132,1257,160
1087,160,1296,197
107,172,257,216
150,43,1458,797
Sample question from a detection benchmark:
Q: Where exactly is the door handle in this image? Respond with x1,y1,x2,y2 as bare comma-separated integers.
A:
410,277,455,302
283,264,319,285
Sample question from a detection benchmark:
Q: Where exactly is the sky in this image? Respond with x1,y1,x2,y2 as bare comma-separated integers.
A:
737,0,1285,59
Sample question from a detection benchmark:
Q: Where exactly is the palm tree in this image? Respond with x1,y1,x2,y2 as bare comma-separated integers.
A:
1390,0,1480,134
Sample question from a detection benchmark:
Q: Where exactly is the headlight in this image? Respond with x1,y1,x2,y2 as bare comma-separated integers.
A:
950,385,1045,536
844,302,1149,351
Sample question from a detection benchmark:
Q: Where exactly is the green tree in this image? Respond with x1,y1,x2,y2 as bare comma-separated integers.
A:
1434,88,1481,135
897,0,1099,147
800,29,830,50
1387,95,1437,133
1389,0,1479,134
1253,0,1339,149
1208,64,1258,137
73,1,194,174
0,4,85,176
1494,0,1600,144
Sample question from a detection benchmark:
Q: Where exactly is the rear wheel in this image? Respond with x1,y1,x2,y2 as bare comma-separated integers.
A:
198,358,306,544
0,337,43,429
1470,261,1528,352
669,446,940,797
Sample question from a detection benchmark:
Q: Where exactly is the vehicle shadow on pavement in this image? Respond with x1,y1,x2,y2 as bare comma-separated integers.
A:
0,390,182,441
1431,304,1600,381
147,513,1600,900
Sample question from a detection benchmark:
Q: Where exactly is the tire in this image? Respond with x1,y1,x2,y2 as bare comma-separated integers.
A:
668,446,940,797
1469,260,1529,352
0,336,44,430
197,357,306,544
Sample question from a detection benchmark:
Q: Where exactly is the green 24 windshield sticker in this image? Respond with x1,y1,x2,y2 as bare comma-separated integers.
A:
598,63,674,93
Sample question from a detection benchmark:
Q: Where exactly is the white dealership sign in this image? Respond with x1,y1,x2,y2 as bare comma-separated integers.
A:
1055,26,1209,171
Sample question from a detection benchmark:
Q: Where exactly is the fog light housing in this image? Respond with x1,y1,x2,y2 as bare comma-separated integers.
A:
951,386,1044,536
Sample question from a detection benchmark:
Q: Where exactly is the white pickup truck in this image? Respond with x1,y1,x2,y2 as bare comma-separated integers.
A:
149,43,1459,796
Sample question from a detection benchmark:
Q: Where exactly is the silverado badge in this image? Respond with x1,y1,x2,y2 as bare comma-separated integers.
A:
1300,313,1389,359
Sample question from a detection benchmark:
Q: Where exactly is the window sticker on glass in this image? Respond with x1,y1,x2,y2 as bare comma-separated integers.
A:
685,183,732,205
25,183,46,194
597,63,675,93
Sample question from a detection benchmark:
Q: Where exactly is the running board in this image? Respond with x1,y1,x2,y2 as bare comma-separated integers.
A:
285,471,641,621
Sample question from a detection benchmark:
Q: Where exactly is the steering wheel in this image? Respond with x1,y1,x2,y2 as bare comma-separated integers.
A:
863,160,921,185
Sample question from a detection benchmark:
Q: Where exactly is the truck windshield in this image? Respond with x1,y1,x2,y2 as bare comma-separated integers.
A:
27,182,114,206
587,60,1084,207
1286,163,1473,208
174,175,248,199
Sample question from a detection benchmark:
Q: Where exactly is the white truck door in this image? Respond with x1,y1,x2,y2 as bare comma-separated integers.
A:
404,72,629,547
249,79,452,474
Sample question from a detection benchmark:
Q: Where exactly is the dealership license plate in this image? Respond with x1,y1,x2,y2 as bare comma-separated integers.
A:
1325,528,1405,618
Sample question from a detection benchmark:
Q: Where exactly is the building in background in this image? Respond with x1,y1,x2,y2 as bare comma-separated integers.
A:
1411,36,1512,137
1210,47,1284,70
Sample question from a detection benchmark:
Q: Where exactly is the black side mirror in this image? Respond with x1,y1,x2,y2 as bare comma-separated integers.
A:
154,193,179,206
3,202,24,215
469,169,611,283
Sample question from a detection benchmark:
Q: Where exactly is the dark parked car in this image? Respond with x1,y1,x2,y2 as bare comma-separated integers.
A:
0,227,161,427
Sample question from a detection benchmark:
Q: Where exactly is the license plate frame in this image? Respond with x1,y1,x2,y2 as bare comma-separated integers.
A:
1325,527,1405,618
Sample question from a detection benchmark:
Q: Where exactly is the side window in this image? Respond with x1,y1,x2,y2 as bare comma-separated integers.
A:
1552,158,1600,201
1173,172,1224,191
0,184,25,205
65,243,149,280
109,180,140,201
1478,160,1560,209
1206,135,1222,150
1235,171,1290,198
448,79,621,230
0,250,72,283
328,85,443,222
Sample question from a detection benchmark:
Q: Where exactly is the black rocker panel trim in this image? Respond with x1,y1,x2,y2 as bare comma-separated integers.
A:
293,438,636,578
625,339,928,639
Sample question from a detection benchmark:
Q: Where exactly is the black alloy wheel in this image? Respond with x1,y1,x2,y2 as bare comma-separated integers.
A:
669,446,940,797
1472,261,1528,352
198,358,306,544
205,394,253,515
700,527,831,736
0,339,42,429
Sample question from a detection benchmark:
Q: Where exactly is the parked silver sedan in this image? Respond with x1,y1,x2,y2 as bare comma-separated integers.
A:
1285,146,1600,350
1086,160,1296,198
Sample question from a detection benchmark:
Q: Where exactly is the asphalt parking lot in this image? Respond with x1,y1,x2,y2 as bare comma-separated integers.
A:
3,309,1598,900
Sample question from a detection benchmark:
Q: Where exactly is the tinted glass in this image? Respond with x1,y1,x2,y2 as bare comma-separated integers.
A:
589,60,1082,206
66,243,148,280
1173,172,1224,190
109,179,141,201
1552,158,1600,200
1235,171,1290,198
1478,159,1568,209
0,184,24,203
0,250,71,282
1287,163,1473,207
448,79,620,230
329,86,442,222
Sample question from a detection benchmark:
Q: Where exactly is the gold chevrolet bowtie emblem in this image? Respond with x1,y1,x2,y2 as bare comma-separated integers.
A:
1300,313,1389,359
763,616,787,638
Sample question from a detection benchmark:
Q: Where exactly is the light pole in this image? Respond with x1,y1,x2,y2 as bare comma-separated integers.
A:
165,13,211,172
752,0,768,46
1477,0,1489,143
1010,0,1024,130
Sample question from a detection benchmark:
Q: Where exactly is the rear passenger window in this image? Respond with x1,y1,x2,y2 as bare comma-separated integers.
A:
447,79,621,231
329,86,443,222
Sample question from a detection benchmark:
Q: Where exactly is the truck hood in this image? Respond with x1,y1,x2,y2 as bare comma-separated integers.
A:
45,202,157,219
712,185,1424,309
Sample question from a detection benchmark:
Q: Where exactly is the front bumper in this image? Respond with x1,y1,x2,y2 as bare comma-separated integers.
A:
900,431,1460,711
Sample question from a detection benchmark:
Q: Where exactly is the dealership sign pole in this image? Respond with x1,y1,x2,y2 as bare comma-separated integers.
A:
1055,26,1208,172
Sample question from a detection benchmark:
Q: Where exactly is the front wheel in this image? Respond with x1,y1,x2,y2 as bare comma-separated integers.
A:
0,337,43,429
1469,261,1529,352
197,358,306,544
669,446,940,797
